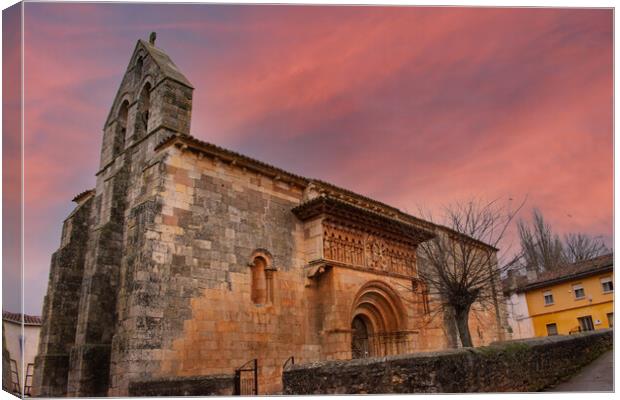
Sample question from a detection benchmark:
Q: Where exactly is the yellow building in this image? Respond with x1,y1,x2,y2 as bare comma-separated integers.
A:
519,253,613,337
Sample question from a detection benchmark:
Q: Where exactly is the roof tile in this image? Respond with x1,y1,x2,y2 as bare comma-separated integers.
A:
519,253,614,291
2,311,42,326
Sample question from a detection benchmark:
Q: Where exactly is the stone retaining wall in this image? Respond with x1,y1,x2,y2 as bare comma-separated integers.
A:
128,374,234,396
283,329,613,394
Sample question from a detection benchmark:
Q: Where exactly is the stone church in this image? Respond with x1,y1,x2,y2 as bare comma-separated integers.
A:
32,34,508,396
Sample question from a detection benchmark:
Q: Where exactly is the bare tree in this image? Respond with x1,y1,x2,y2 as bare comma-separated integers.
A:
414,198,525,348
517,209,610,272
563,233,609,263
517,209,564,273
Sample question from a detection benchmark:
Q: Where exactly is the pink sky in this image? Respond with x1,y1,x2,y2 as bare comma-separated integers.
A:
5,4,614,314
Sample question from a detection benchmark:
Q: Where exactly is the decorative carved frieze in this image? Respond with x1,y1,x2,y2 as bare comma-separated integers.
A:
323,224,365,267
323,223,417,277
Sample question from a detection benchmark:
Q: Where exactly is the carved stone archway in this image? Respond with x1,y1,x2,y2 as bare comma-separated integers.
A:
350,281,407,358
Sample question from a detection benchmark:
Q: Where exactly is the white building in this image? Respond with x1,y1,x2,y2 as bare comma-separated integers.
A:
2,311,42,396
504,291,535,339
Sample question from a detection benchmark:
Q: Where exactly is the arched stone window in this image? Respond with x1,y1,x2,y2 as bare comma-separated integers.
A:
249,250,275,305
136,82,151,138
251,256,267,304
113,100,128,156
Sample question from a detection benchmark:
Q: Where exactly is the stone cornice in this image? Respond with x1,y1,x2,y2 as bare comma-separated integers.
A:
154,134,311,188
302,182,497,252
309,180,433,229
293,196,435,246
306,259,417,281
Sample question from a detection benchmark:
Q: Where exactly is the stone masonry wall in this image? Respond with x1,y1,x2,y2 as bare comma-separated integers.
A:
283,329,613,394
2,319,12,393
128,374,235,396
110,145,312,395
151,147,313,395
32,196,94,397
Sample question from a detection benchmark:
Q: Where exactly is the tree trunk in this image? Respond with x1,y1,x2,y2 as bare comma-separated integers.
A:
488,264,505,342
442,306,459,348
455,305,473,347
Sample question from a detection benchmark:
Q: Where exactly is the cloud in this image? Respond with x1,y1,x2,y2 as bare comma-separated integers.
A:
16,4,612,314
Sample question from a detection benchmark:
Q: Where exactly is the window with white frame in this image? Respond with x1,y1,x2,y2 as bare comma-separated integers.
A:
573,284,585,299
601,277,613,293
543,290,554,305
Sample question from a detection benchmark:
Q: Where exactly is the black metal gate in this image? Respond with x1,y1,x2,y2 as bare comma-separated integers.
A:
352,330,410,359
351,317,370,359
234,359,258,395
282,356,295,370
368,331,408,356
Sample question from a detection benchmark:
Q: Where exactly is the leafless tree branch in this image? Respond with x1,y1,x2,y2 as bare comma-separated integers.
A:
517,209,610,273
409,197,526,347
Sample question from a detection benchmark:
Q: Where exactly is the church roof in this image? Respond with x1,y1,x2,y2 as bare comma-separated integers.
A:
137,39,193,89
2,311,42,326
72,189,95,203
156,133,308,186
155,133,498,252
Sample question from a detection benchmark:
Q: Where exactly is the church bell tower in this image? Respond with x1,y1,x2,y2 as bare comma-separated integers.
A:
32,34,194,397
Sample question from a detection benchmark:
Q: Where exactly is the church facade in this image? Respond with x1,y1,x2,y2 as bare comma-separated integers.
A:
32,35,509,397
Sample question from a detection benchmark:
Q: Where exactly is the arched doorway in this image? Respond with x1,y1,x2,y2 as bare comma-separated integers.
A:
351,315,371,359
350,281,407,359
